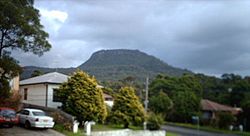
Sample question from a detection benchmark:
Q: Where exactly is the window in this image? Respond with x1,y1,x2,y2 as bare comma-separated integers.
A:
53,88,60,102
24,88,28,100
32,111,45,116
20,110,29,115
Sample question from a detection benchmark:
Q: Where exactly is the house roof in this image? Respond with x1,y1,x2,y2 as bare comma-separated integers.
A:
20,72,68,86
103,93,113,99
201,99,237,112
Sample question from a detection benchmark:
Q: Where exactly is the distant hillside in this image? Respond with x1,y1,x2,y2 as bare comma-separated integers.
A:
78,49,191,81
21,66,76,80
21,49,191,82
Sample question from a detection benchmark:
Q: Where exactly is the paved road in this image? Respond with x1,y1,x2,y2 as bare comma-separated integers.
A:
0,126,65,136
162,125,238,136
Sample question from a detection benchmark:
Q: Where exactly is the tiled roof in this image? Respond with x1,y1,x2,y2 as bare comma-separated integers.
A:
20,72,68,85
201,99,236,112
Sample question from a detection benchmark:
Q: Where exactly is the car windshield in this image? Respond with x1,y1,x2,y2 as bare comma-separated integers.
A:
32,111,45,116
0,109,16,117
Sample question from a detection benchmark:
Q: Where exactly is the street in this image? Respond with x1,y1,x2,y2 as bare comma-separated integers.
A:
162,125,238,136
0,126,65,136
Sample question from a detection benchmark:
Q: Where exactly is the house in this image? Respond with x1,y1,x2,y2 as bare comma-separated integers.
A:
19,72,114,108
201,99,242,120
103,93,114,107
9,75,20,94
19,72,68,108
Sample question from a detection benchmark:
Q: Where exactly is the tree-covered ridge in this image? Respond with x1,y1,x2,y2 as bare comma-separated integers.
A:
21,49,191,83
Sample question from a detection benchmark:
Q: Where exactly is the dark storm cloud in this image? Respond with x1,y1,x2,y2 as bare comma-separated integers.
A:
11,0,250,76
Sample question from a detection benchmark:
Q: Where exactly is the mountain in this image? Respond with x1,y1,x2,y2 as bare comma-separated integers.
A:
21,49,191,82
21,66,76,80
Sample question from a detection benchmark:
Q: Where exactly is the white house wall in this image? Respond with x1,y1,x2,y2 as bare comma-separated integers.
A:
47,84,62,108
20,84,46,107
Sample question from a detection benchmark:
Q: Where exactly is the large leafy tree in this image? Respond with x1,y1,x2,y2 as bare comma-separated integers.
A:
58,70,107,123
0,0,51,57
149,74,202,97
0,54,21,98
110,86,145,128
0,0,51,98
149,91,173,119
170,91,200,123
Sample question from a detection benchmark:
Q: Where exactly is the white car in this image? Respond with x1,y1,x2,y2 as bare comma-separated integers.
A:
17,108,55,129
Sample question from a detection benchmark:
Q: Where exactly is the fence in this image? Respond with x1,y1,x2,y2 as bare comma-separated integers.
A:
91,129,166,136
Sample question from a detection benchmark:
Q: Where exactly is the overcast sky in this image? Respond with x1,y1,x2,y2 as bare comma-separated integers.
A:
12,0,250,76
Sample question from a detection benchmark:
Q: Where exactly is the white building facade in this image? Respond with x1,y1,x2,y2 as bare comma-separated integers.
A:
19,72,114,108
19,72,68,108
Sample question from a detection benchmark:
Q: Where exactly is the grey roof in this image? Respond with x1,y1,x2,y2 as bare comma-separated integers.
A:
20,72,69,86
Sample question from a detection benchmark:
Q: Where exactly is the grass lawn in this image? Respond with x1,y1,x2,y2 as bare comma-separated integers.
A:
53,124,85,136
54,123,143,136
166,132,180,136
167,122,250,136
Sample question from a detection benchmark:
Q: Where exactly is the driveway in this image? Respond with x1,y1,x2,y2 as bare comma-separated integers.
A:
0,126,65,136
162,125,238,136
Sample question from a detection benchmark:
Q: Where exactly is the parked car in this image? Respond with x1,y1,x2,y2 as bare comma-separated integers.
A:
0,107,19,127
17,108,55,129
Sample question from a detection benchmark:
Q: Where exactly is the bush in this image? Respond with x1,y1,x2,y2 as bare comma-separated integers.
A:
147,113,164,130
0,93,21,110
217,112,235,129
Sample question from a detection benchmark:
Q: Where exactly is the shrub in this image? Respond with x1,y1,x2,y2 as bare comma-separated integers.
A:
110,87,145,128
147,113,164,130
0,93,21,110
217,112,235,129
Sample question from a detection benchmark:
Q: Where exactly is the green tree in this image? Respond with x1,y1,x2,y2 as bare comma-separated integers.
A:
110,86,145,128
217,112,235,129
58,70,107,123
146,113,164,130
0,54,21,99
0,0,51,99
149,91,173,119
31,70,44,77
0,0,51,57
170,91,200,123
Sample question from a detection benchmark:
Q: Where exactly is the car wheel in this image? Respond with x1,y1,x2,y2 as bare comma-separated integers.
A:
8,124,14,128
25,121,31,129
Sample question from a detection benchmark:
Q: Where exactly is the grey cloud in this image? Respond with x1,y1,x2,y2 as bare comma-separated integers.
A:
11,0,250,76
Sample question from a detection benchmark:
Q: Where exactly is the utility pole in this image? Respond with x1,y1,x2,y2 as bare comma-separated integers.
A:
144,77,149,130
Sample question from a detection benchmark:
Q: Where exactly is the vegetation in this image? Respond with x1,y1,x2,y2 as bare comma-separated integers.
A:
110,86,145,128
217,112,235,129
0,0,51,100
58,70,107,123
170,91,200,123
31,70,44,77
21,49,191,82
54,124,84,136
149,91,173,119
147,113,164,130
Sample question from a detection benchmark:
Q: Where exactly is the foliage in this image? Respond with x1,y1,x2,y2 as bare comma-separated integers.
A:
170,91,200,123
0,54,21,80
110,86,145,128
146,113,164,130
149,74,202,98
217,112,235,129
0,0,51,57
58,70,107,123
240,99,250,131
0,0,50,101
149,91,173,118
31,70,44,77
0,93,21,110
